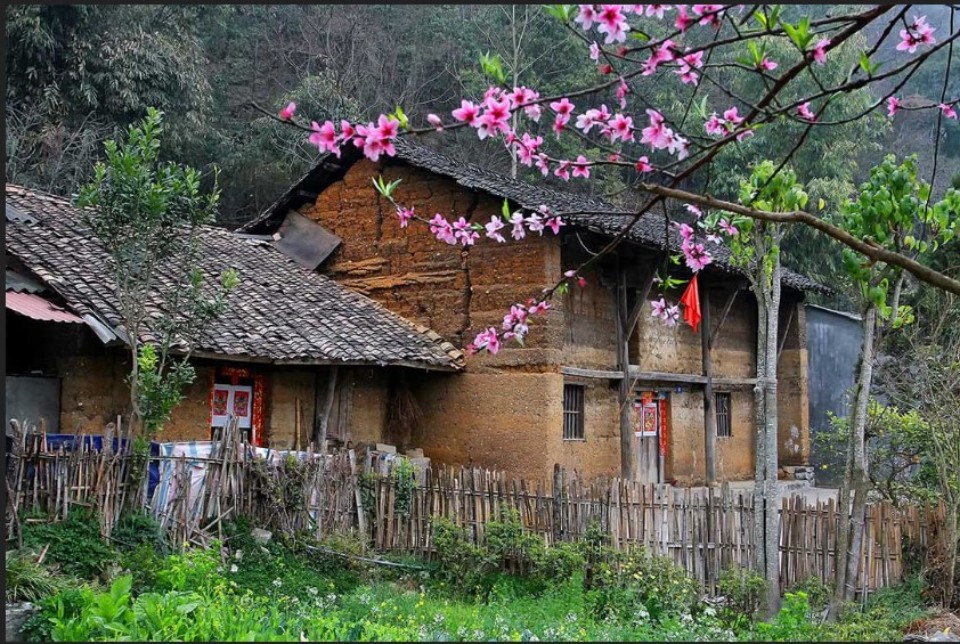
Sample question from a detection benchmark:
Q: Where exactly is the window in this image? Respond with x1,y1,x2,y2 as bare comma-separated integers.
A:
563,384,585,440
715,392,732,438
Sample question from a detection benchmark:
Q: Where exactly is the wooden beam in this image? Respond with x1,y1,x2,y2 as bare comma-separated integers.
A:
616,259,633,479
710,284,744,347
627,367,757,387
561,366,624,380
700,276,717,485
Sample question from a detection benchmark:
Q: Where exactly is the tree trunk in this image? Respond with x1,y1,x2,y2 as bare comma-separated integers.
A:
617,264,634,479
944,504,958,609
753,293,768,580
761,261,783,616
831,302,877,613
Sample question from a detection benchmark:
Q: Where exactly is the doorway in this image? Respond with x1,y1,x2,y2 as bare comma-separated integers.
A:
633,390,668,483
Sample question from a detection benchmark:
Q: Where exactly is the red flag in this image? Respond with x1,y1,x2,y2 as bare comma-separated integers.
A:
680,274,702,333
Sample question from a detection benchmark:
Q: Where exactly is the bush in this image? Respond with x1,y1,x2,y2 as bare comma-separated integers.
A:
118,543,167,594
586,547,700,624
113,510,168,554
717,564,767,627
533,541,585,586
485,507,544,575
5,549,66,603
431,516,494,596
20,510,118,579
750,592,821,642
22,584,95,642
788,576,831,614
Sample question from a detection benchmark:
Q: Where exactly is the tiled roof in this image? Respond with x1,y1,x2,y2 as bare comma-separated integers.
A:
241,138,827,294
5,185,463,370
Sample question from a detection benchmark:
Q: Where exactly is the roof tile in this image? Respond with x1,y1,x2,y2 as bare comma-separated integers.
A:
5,185,463,371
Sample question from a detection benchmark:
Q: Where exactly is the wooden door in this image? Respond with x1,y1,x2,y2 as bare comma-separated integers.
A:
633,391,664,483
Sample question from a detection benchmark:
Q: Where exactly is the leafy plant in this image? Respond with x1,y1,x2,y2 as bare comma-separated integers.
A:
76,107,237,438
5,549,66,603
717,564,767,627
20,510,119,579
431,516,494,596
750,592,820,641
391,459,417,518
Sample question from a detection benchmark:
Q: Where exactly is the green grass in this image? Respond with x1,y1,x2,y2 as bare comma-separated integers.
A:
21,520,933,642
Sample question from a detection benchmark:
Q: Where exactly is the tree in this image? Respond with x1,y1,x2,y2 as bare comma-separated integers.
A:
828,155,959,613
874,290,960,608
76,108,237,438
707,161,809,614
5,5,212,196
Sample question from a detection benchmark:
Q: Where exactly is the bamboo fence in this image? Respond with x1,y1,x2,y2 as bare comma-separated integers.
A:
4,425,942,597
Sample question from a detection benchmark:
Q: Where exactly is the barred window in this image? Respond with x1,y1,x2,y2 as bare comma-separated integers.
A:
715,392,732,438
563,384,585,440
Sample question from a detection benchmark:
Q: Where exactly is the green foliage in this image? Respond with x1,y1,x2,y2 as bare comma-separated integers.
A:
717,564,767,627
431,516,493,596
816,400,937,504
5,549,68,604
358,471,379,515
20,510,119,579
25,533,934,642
391,459,417,518
76,108,236,437
788,576,831,613
586,547,701,624
711,160,807,295
113,510,168,554
133,344,195,435
5,5,213,195
835,155,960,316
749,592,821,642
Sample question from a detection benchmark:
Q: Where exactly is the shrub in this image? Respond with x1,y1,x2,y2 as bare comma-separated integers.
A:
788,576,831,613
118,543,167,594
485,507,544,575
20,510,118,579
5,549,66,603
586,547,700,624
113,510,168,554
153,544,224,594
431,516,493,596
750,592,821,642
391,459,417,518
306,529,372,590
533,541,585,586
717,564,767,627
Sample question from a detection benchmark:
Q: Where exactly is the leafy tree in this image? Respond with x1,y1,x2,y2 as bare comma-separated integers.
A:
5,5,212,196
828,155,959,612
710,160,810,614
76,108,238,437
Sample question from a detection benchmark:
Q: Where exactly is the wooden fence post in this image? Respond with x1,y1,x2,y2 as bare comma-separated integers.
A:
553,464,563,544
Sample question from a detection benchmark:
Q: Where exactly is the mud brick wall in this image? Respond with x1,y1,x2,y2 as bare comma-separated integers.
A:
302,159,562,356
777,299,810,466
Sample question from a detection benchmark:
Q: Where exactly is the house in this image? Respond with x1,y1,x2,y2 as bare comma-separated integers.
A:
238,138,826,485
5,184,463,449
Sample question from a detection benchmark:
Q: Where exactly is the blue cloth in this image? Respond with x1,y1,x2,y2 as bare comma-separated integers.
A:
16,434,162,501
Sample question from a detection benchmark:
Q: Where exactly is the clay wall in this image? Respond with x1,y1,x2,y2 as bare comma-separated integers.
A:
303,160,563,356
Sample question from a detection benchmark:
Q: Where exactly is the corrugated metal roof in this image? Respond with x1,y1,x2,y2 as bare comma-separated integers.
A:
6,290,84,324
6,270,46,294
